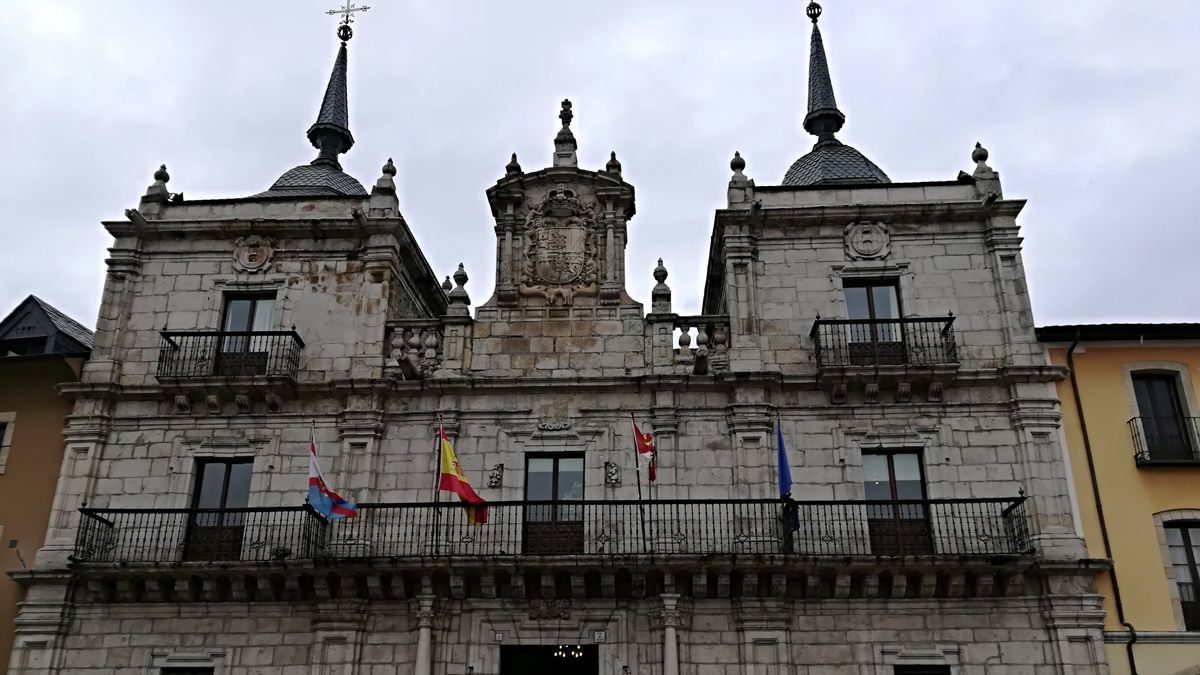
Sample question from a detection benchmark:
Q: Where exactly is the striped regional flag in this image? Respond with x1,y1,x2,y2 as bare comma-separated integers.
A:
308,427,358,519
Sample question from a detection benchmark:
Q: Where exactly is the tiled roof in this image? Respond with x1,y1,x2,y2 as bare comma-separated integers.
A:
1036,324,1200,342
30,296,94,349
252,163,367,198
782,141,891,187
307,41,354,151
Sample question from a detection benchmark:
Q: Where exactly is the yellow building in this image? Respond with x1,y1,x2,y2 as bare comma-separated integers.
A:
0,296,91,673
1041,324,1200,675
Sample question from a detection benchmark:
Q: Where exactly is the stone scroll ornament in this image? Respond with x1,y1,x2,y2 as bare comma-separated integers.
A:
518,185,599,306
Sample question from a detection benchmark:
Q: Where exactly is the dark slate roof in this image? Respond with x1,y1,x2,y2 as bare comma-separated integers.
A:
783,140,891,187
31,296,94,349
307,41,354,151
805,24,840,124
252,163,367,198
1036,324,1200,343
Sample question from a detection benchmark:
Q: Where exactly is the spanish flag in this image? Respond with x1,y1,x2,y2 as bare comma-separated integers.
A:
437,425,488,524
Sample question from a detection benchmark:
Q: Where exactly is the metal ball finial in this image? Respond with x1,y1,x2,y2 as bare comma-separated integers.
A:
337,23,353,42
806,1,822,24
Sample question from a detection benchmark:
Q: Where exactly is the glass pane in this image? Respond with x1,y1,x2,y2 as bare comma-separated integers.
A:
893,453,925,500
844,287,870,320
1167,527,1184,545
224,463,252,508
526,458,555,501
223,299,252,332
193,463,226,526
871,285,900,320
863,455,891,500
557,457,584,501
250,299,274,331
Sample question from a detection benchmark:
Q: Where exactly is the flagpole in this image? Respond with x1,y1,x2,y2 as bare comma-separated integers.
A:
432,416,444,555
631,414,648,555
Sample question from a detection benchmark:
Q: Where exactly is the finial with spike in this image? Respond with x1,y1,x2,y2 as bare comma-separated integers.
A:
606,151,622,176
326,1,370,43
373,157,397,195
553,99,578,168
142,163,172,205
506,153,522,176
972,141,996,179
651,258,672,314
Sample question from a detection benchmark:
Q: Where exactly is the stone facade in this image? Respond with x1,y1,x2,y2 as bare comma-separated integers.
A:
8,11,1109,675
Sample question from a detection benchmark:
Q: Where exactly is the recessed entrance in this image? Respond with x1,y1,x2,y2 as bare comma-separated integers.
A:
500,644,599,675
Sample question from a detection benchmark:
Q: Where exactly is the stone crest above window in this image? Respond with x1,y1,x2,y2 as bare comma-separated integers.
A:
844,221,891,260
519,186,600,307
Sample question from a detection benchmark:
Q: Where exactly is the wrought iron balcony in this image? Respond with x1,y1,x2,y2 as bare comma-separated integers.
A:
810,317,958,369
74,497,1031,564
156,331,304,381
1130,416,1200,466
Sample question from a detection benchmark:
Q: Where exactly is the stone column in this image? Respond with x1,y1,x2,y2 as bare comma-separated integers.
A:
661,594,681,675
413,595,435,675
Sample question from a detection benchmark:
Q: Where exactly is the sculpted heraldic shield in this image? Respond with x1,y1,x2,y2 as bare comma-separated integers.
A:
519,185,599,306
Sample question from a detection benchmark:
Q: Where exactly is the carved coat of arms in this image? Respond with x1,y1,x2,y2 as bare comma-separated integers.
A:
519,185,598,306
844,222,890,260
233,235,275,272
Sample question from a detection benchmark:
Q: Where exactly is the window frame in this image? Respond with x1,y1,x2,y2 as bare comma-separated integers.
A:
0,412,15,474
220,292,276,334
1126,367,1199,462
1165,520,1200,631
842,277,903,322
862,448,928,502
190,458,254,510
893,666,951,675
523,452,586,503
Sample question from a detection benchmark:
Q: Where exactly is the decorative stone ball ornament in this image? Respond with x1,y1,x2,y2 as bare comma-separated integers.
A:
844,221,890,260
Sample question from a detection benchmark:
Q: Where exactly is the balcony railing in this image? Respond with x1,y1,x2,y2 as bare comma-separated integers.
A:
810,317,958,369
1130,416,1200,465
74,497,1031,564
156,331,304,380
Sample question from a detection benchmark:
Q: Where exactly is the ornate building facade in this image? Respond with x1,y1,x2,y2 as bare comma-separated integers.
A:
10,4,1107,674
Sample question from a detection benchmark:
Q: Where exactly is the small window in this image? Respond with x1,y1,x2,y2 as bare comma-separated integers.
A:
0,413,14,474
162,669,215,675
894,667,950,675
217,293,276,376
1166,522,1200,630
1131,372,1195,461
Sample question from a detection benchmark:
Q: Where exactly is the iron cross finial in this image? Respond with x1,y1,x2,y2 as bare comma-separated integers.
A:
326,0,370,41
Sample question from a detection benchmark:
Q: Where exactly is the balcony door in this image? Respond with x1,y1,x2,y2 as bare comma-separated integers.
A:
1167,522,1200,631
1133,373,1193,461
185,459,253,561
843,279,904,365
523,454,585,555
863,451,931,555
217,294,275,376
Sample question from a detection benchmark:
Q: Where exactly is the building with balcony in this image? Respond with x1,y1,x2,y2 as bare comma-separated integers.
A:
1039,323,1200,675
9,4,1104,675
0,296,92,671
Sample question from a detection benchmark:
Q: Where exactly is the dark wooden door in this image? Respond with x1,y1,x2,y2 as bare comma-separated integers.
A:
523,455,585,555
184,460,252,561
864,451,931,555
1134,373,1193,460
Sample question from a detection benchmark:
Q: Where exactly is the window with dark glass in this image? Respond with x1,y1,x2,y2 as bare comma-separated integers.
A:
863,450,931,555
1132,372,1194,461
162,669,216,675
1166,522,1200,630
217,293,275,376
185,459,253,561
843,279,903,365
523,454,585,554
893,666,950,675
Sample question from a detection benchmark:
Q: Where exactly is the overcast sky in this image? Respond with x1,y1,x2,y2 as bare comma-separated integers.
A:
2,1,1197,328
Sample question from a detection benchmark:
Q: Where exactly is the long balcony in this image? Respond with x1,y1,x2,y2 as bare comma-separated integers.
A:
75,497,1031,564
1130,416,1200,466
809,317,959,398
156,330,304,383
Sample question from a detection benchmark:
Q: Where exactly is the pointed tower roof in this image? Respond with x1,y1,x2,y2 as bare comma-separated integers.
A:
254,21,366,198
782,2,889,187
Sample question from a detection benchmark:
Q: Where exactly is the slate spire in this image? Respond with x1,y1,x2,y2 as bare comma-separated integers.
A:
802,2,846,145
307,35,355,170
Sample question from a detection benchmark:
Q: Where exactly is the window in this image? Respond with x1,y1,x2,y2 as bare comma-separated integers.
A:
863,451,931,555
1166,522,1200,630
894,667,950,675
217,294,275,376
843,279,903,365
162,669,215,675
0,413,14,474
185,459,253,561
1132,372,1195,461
523,454,585,554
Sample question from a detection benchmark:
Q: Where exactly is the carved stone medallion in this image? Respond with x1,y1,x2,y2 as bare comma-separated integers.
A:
233,235,274,272
519,185,598,306
844,222,890,260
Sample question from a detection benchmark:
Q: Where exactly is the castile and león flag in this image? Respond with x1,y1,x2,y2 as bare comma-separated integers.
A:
307,426,359,520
